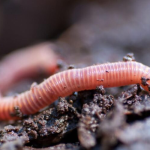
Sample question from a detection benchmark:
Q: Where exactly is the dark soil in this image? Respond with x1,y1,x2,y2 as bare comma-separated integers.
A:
1,82,150,150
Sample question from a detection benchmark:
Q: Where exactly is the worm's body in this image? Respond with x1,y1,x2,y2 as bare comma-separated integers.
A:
1,61,150,120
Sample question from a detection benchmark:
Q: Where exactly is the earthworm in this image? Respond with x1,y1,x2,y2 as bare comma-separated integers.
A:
1,61,150,120
0,43,60,94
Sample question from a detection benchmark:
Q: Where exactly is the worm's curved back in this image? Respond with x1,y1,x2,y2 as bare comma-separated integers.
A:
0,61,149,120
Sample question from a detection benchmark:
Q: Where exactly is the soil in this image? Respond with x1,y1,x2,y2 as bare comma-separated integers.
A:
1,77,150,150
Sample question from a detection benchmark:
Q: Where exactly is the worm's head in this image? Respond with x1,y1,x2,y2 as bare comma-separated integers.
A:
141,77,150,92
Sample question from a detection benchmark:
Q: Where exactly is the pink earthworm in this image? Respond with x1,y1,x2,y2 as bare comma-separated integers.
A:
0,61,150,120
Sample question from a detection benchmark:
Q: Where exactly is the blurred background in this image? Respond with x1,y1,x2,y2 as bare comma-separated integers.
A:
0,0,150,65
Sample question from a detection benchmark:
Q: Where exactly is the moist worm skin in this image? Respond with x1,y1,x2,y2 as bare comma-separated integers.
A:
1,61,150,120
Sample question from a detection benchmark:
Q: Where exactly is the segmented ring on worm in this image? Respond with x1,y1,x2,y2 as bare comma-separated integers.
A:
1,61,150,120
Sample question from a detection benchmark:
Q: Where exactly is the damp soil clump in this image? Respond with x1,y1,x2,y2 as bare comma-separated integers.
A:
0,85,150,150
